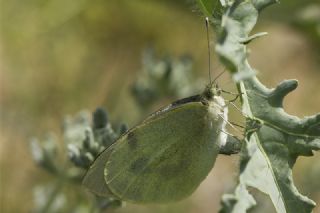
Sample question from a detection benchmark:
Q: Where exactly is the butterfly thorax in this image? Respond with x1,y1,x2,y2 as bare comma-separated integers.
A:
201,83,228,146
203,85,226,120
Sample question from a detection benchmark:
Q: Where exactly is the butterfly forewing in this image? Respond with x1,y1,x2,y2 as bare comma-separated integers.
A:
104,102,222,203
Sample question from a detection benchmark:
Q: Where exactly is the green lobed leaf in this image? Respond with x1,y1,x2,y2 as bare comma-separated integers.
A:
219,183,256,213
211,0,320,212
215,0,279,74
238,78,320,213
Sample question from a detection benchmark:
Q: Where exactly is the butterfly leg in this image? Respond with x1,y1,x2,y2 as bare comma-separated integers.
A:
224,98,249,119
218,114,243,135
230,121,245,129
221,90,243,103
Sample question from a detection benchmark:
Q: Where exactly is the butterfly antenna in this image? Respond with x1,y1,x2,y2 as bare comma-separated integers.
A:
213,69,227,84
205,18,226,85
205,17,212,84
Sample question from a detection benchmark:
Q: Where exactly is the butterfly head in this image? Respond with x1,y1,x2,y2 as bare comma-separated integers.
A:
202,83,221,101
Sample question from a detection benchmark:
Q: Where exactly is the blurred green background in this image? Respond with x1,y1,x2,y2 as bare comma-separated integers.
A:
1,0,319,212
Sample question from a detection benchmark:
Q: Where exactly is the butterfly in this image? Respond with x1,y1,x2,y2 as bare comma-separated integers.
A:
82,82,229,203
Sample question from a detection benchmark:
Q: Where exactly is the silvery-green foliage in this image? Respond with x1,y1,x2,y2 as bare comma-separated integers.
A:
131,48,203,108
33,185,66,213
30,135,59,174
30,109,126,212
196,0,320,212
64,109,125,169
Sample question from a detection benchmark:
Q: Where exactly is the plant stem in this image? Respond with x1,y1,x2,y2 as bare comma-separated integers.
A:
40,172,66,213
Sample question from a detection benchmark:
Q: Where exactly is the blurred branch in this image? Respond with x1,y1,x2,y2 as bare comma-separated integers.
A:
131,48,203,109
30,109,125,212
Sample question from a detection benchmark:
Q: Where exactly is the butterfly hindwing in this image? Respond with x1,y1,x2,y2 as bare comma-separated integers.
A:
104,101,221,203
82,147,118,198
